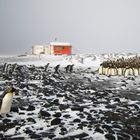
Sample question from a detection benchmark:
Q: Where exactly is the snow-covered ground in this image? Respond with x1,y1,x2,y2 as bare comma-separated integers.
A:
0,54,140,140
0,54,101,69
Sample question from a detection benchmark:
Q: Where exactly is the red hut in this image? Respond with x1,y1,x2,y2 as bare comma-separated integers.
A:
50,42,72,55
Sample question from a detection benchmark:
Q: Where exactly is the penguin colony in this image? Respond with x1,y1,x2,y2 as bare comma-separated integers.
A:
98,56,140,77
0,62,140,139
2,63,74,75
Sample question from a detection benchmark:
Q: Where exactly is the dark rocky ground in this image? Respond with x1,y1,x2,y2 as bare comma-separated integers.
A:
0,64,140,140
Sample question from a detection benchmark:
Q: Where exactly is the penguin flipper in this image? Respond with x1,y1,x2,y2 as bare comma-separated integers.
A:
0,98,2,110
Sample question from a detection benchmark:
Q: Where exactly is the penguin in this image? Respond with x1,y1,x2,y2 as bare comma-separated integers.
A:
12,63,18,73
133,68,139,77
98,65,103,75
54,64,60,73
44,63,50,71
69,64,74,73
0,87,16,116
117,68,123,76
65,65,70,73
6,64,12,74
2,63,8,73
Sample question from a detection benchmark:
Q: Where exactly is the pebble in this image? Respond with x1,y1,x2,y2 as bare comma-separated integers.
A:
27,105,35,111
51,118,61,125
11,106,19,113
53,112,62,118
94,127,104,134
71,106,84,112
39,110,51,117
105,134,115,140
27,118,36,123
73,118,81,123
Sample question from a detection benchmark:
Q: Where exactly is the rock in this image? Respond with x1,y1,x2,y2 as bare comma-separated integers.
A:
15,126,20,132
127,77,135,80
19,106,27,110
132,136,139,140
53,99,59,105
8,137,25,140
61,127,67,132
105,134,115,140
6,114,12,117
39,110,51,117
112,124,122,129
30,133,41,139
71,105,84,112
80,121,88,127
19,112,25,115
27,105,35,111
43,103,51,108
27,112,34,115
59,127,67,135
27,118,36,123
0,122,16,131
63,114,71,118
87,114,93,120
0,133,3,139
117,135,125,140
105,104,116,109
102,124,114,134
59,104,69,110
51,118,61,125
94,127,104,134
46,133,56,139
56,93,64,97
3,119,11,123
117,132,130,140
24,128,33,134
53,112,62,118
73,118,81,123
114,97,121,102
11,106,19,113
71,132,89,139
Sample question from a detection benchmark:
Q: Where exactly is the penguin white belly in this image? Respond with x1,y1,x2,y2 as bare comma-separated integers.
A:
102,67,106,75
118,68,123,76
129,68,133,75
98,66,103,75
105,68,109,76
124,69,129,77
0,93,13,114
108,68,111,76
112,68,117,76
134,68,139,76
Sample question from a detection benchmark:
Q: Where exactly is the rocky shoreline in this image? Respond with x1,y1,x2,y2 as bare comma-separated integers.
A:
0,63,140,140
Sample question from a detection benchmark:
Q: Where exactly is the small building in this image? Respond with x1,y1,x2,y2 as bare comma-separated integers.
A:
32,42,72,55
50,42,72,55
32,45,46,55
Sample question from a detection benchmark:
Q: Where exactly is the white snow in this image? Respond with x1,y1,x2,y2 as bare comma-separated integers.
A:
0,54,101,70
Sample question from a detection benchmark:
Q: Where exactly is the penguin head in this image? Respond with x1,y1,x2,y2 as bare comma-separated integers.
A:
7,87,16,95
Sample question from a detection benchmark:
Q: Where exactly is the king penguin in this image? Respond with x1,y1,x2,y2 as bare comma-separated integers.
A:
0,87,16,116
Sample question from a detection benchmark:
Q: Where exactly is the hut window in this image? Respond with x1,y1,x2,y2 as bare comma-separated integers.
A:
55,46,64,51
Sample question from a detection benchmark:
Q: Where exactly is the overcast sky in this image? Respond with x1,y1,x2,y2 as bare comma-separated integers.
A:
0,0,140,54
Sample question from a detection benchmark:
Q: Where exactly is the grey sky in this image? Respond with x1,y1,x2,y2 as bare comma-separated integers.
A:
0,0,140,54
